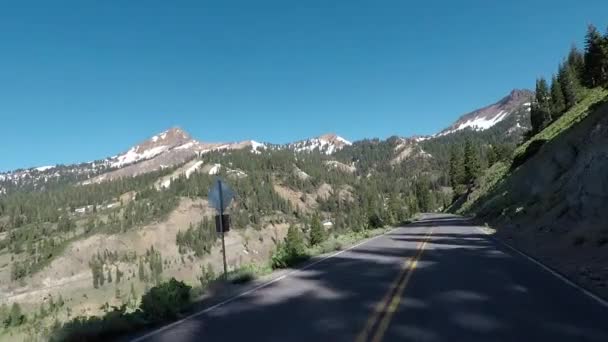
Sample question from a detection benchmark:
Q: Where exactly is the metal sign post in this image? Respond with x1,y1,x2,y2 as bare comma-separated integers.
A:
208,178,234,280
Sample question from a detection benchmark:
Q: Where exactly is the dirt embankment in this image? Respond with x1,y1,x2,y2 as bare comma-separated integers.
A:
468,100,608,299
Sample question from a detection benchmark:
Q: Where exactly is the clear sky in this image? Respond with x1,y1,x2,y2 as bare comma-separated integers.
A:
1,0,608,171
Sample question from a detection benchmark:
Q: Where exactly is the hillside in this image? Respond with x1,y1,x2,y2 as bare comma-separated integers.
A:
453,88,608,298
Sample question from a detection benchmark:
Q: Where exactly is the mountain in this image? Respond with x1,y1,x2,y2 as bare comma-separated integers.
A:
435,89,534,137
83,128,266,184
0,129,350,191
0,89,530,191
0,89,530,193
284,133,352,154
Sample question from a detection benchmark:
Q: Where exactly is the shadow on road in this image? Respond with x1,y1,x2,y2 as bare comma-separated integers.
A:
133,215,608,342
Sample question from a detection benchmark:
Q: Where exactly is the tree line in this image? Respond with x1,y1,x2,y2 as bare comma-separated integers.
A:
531,24,608,135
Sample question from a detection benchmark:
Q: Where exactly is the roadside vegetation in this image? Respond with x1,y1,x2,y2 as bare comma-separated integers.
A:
46,219,394,341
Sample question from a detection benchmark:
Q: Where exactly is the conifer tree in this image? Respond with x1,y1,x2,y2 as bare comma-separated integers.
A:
449,146,465,188
567,45,585,80
138,258,146,282
308,213,325,246
550,74,566,118
284,224,305,257
559,63,582,109
8,303,24,327
415,178,432,213
583,25,606,88
463,138,481,185
531,78,551,134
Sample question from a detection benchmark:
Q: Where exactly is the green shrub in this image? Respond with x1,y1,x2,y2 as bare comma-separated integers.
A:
199,264,216,288
271,224,309,269
50,305,147,342
368,213,384,229
227,268,255,284
308,214,326,246
139,278,191,322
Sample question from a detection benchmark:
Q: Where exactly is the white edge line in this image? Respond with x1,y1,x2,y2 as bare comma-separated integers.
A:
475,226,608,308
131,228,398,342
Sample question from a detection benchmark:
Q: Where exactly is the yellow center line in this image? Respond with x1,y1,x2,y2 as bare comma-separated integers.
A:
355,229,433,342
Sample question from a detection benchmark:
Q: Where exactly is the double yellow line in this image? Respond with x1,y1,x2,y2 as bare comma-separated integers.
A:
356,229,433,342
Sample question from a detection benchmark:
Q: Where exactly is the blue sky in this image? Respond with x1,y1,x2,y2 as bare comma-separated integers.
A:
1,0,607,171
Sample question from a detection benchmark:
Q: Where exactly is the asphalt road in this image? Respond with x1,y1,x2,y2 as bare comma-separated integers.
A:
133,214,608,342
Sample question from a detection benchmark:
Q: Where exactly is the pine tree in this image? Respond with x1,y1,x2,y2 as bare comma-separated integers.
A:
284,224,305,257
463,138,481,185
138,258,146,282
9,303,24,327
550,74,566,118
567,45,585,80
308,213,325,246
531,78,551,134
559,63,582,110
449,146,465,188
415,179,431,212
99,266,105,287
583,25,606,88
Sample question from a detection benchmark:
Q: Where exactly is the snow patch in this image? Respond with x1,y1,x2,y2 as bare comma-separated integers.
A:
111,145,168,167
335,136,352,145
250,140,266,154
208,164,221,175
456,110,508,131
413,136,431,142
175,141,196,150
35,165,55,172
227,169,247,178
185,161,204,178
160,178,172,189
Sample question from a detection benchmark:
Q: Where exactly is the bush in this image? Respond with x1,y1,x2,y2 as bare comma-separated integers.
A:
271,224,309,269
139,278,191,322
368,213,384,229
227,268,255,284
50,305,147,342
199,264,216,288
308,214,326,246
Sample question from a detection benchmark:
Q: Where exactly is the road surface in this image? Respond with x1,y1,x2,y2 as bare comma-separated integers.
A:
133,214,608,342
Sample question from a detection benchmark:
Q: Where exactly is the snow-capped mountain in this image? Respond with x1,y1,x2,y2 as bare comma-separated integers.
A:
435,89,533,137
0,128,349,192
0,88,531,193
83,128,266,184
286,133,352,154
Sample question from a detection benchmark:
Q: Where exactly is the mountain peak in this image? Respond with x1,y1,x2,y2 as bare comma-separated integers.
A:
152,127,191,143
317,133,352,146
286,133,351,155
436,89,534,137
502,89,534,105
